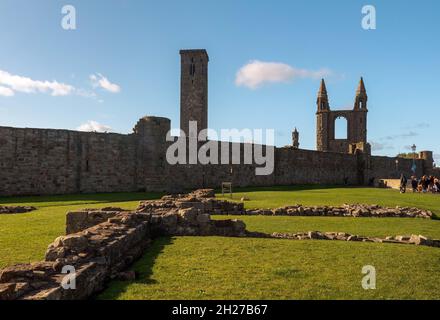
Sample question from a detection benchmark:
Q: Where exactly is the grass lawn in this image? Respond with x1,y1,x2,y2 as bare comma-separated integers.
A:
99,236,440,300
215,185,440,218
1,185,440,299
0,192,163,269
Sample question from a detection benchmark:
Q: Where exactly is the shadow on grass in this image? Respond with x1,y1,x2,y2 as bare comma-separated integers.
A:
0,191,165,206
97,236,174,300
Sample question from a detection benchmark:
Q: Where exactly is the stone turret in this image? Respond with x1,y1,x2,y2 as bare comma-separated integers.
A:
419,151,434,170
316,79,330,151
292,128,299,149
354,77,368,110
316,79,329,111
133,116,171,191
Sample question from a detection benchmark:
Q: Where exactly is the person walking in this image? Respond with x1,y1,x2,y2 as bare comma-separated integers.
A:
429,176,435,192
433,178,439,193
422,176,429,193
400,173,407,193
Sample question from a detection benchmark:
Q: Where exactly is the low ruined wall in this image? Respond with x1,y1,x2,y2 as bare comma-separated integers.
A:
66,207,125,234
242,204,433,219
0,200,246,300
0,206,36,215
0,211,152,300
269,231,440,247
148,197,432,219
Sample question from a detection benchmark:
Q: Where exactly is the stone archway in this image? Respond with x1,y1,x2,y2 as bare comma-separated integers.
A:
334,115,348,140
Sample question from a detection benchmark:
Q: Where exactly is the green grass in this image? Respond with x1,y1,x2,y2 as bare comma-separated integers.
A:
0,192,162,268
1,185,440,299
216,185,440,218
99,236,440,300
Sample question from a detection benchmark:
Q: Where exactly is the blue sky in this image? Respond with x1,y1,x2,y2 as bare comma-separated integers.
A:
0,0,439,162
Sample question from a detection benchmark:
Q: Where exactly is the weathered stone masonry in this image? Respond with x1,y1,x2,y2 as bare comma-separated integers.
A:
0,190,247,300
0,124,431,196
0,206,36,214
0,49,435,196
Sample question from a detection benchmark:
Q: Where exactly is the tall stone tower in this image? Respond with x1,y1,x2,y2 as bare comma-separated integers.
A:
180,49,209,139
352,77,368,144
316,78,369,154
316,79,330,151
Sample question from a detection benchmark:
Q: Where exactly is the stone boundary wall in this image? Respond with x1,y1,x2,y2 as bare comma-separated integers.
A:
428,167,440,177
0,123,433,196
0,126,138,196
368,155,426,182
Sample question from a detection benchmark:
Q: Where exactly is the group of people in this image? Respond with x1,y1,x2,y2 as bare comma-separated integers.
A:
400,174,440,193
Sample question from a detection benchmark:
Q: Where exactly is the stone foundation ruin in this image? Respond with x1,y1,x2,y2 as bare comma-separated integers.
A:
0,206,36,215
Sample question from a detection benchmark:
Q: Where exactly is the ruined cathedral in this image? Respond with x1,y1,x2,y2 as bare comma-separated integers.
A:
316,78,369,155
0,49,435,196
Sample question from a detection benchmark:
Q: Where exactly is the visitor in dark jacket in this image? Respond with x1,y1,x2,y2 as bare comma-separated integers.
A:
422,176,429,193
400,174,407,193
411,176,418,193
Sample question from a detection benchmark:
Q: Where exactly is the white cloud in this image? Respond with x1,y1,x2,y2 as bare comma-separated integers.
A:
76,88,97,99
90,73,121,93
235,60,331,89
0,86,14,97
402,122,430,130
0,69,119,101
0,69,75,96
383,131,418,141
77,120,112,133
370,141,394,151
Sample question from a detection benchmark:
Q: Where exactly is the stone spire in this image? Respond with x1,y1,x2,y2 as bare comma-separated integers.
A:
318,79,327,96
317,79,329,111
356,77,367,96
354,77,368,110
